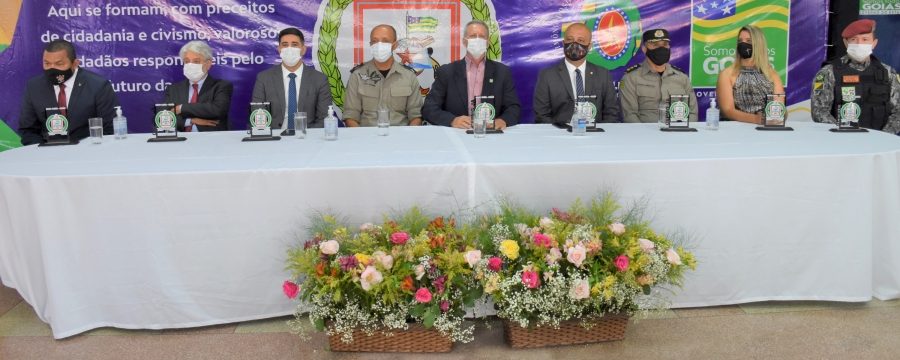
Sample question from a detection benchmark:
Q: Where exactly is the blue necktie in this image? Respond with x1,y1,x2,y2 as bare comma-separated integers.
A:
575,68,584,99
287,73,297,120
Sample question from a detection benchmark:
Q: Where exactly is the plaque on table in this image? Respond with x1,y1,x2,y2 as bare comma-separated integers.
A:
243,102,281,141
660,94,697,132
465,95,503,135
38,107,78,147
576,95,604,132
148,103,187,142
756,94,793,131
830,89,868,133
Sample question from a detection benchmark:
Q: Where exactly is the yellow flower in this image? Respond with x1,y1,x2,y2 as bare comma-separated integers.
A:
603,288,615,301
591,283,602,296
499,240,520,260
355,253,372,266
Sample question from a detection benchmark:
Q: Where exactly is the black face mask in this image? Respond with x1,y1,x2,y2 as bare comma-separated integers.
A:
45,67,74,85
564,42,589,62
646,46,670,66
737,42,753,59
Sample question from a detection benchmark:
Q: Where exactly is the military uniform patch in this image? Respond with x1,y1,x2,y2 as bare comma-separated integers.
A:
625,64,641,73
815,73,824,82
814,82,823,90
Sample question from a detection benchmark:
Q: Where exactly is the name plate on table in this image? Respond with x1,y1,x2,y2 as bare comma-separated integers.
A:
243,103,280,142
148,103,186,142
39,107,78,146
830,100,868,133
661,95,696,132
756,94,792,131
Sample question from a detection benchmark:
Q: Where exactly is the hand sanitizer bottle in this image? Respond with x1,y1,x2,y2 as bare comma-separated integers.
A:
113,106,127,139
706,98,720,130
324,106,338,141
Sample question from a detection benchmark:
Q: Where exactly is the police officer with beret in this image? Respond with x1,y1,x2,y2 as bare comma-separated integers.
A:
620,29,697,123
811,19,900,134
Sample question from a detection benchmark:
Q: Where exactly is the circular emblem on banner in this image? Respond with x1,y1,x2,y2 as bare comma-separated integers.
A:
473,102,496,121
668,101,690,122
154,110,177,131
765,101,786,120
583,1,642,70
839,102,861,122
250,108,273,129
45,114,69,136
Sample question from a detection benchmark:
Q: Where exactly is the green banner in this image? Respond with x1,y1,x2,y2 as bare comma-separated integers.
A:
860,0,900,15
0,120,22,152
690,0,790,88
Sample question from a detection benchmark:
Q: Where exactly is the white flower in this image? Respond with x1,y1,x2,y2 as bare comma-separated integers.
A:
539,217,554,229
569,279,590,300
372,251,394,270
359,222,375,231
319,240,339,255
545,247,562,264
638,238,655,253
566,244,587,267
464,250,482,268
608,222,626,236
666,248,682,265
514,223,530,238
359,265,383,291
415,264,426,280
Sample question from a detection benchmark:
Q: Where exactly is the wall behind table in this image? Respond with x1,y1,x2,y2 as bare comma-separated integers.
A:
0,0,828,142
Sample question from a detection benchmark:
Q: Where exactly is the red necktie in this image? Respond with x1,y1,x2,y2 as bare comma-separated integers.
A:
184,84,199,132
58,83,67,116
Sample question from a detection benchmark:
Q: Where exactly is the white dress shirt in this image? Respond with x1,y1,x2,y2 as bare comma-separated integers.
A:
564,60,586,100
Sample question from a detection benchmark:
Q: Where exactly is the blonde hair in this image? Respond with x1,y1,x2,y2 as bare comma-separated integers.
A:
731,25,777,83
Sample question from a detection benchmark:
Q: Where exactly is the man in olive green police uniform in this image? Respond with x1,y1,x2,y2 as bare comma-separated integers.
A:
344,24,424,127
620,29,697,123
811,19,900,134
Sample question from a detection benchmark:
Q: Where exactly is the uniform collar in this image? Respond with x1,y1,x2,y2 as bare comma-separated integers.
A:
641,59,671,76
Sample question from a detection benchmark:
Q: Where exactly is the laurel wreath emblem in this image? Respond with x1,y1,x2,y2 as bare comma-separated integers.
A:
316,0,502,107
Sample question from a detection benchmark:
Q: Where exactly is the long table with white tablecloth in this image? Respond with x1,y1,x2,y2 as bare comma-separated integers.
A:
1,122,899,338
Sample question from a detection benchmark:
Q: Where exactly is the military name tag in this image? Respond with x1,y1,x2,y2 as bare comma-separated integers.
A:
842,75,860,84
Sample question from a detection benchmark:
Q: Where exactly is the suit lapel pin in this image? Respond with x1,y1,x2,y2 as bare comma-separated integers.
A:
489,78,493,83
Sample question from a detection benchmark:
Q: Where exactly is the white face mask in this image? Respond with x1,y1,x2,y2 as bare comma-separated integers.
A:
280,47,303,67
183,63,206,83
466,38,487,58
371,42,394,63
846,43,873,62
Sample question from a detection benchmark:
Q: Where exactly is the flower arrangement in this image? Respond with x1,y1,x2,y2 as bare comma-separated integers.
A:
474,193,696,329
283,208,483,344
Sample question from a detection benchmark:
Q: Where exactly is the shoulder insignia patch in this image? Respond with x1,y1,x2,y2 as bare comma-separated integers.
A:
625,64,641,73
349,63,365,74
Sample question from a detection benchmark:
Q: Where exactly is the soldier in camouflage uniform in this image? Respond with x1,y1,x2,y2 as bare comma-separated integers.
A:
620,29,697,123
344,24,424,127
811,19,900,134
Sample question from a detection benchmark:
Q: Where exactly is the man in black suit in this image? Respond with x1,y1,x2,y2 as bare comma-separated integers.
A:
533,23,619,124
164,40,233,131
18,40,119,145
422,20,520,129
252,27,332,128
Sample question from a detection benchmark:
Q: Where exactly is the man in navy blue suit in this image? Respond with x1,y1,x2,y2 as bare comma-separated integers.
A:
17,40,119,145
422,20,520,129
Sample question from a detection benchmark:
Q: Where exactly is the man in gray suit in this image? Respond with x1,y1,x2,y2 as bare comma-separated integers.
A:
533,23,619,124
252,27,332,128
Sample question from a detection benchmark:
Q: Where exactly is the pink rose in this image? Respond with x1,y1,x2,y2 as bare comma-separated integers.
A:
359,265,384,291
415,287,433,303
608,222,626,236
545,247,562,264
282,280,300,299
614,255,629,272
569,279,590,300
464,250,482,268
533,233,552,248
487,257,502,272
440,300,450,312
638,238,655,253
521,270,541,289
566,244,587,267
666,248,682,265
390,232,410,245
319,240,339,255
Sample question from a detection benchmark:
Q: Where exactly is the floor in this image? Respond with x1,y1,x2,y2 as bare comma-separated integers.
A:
1,284,899,359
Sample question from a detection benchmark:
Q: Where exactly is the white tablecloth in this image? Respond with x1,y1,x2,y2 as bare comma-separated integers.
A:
1,123,898,338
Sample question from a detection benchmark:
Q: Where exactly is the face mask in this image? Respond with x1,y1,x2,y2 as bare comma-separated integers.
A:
846,43,873,62
371,42,394,63
737,42,753,59
183,63,206,83
646,46,671,66
280,47,303,67
563,42,589,62
466,38,487,58
45,67,74,85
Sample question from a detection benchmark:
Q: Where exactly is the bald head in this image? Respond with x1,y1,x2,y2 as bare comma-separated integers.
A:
564,23,592,44
370,24,397,44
